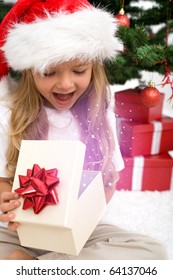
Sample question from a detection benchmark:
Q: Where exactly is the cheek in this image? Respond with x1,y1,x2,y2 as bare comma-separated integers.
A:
80,73,92,89
34,79,50,94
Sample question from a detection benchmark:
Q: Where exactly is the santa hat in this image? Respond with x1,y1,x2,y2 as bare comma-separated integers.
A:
0,0,122,91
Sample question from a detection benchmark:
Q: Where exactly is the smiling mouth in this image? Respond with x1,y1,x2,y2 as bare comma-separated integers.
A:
55,93,73,101
54,92,74,102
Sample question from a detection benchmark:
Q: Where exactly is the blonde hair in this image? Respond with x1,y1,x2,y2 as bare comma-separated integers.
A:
7,62,118,187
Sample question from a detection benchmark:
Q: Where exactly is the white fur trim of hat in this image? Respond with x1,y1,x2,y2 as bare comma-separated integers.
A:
2,8,122,74
0,0,122,77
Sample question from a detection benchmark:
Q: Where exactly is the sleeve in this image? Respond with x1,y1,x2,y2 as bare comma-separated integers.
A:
107,94,124,172
0,102,10,178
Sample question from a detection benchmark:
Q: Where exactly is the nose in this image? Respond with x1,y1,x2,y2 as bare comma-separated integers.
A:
55,73,74,92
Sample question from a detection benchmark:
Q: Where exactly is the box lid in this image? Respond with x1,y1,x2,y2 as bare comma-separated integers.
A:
120,117,173,134
123,153,173,168
12,140,86,228
115,88,164,105
115,88,141,104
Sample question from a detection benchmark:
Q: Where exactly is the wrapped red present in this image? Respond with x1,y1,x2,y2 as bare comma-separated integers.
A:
115,88,164,122
117,117,173,156
116,153,173,191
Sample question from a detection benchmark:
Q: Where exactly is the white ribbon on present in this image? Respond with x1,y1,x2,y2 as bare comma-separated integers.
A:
150,121,162,154
132,156,144,191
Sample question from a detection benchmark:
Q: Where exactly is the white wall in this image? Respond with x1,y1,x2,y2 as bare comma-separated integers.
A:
3,0,16,3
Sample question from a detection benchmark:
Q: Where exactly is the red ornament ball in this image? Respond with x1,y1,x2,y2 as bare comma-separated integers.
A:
115,13,130,27
141,85,161,107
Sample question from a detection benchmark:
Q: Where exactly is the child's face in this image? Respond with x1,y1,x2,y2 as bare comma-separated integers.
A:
32,59,92,110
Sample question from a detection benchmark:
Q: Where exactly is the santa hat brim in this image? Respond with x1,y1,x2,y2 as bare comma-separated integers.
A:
1,8,122,74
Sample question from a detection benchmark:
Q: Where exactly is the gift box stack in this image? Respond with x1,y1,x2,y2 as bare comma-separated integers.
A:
114,88,173,191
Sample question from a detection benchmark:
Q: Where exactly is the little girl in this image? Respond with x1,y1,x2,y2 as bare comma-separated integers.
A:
0,0,167,260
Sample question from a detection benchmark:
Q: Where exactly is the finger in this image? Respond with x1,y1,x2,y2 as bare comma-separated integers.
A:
1,192,19,204
0,200,21,214
8,221,20,232
0,212,15,223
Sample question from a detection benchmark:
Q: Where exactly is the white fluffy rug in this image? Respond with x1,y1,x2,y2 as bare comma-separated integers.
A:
102,190,173,259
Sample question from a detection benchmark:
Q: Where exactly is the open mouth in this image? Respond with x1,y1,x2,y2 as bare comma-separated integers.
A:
53,92,74,104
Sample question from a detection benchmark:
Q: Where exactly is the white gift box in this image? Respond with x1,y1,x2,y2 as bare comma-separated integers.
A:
12,140,106,255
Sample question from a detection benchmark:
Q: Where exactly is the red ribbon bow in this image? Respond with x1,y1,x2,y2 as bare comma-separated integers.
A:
15,164,60,214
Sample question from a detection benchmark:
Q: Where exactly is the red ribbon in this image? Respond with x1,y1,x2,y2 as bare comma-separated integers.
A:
15,164,60,214
158,64,173,101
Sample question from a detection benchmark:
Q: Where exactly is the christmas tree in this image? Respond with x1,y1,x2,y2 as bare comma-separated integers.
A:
89,0,173,88
0,1,13,22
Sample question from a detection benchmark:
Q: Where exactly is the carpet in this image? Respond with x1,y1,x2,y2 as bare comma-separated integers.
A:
102,190,173,259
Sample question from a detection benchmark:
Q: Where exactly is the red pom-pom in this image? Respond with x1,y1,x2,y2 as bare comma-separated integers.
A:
114,8,130,27
141,82,161,107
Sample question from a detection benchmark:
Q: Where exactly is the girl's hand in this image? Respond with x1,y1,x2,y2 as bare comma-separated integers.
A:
0,191,21,231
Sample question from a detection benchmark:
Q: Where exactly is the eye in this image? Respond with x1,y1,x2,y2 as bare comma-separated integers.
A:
73,69,86,75
43,71,56,77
